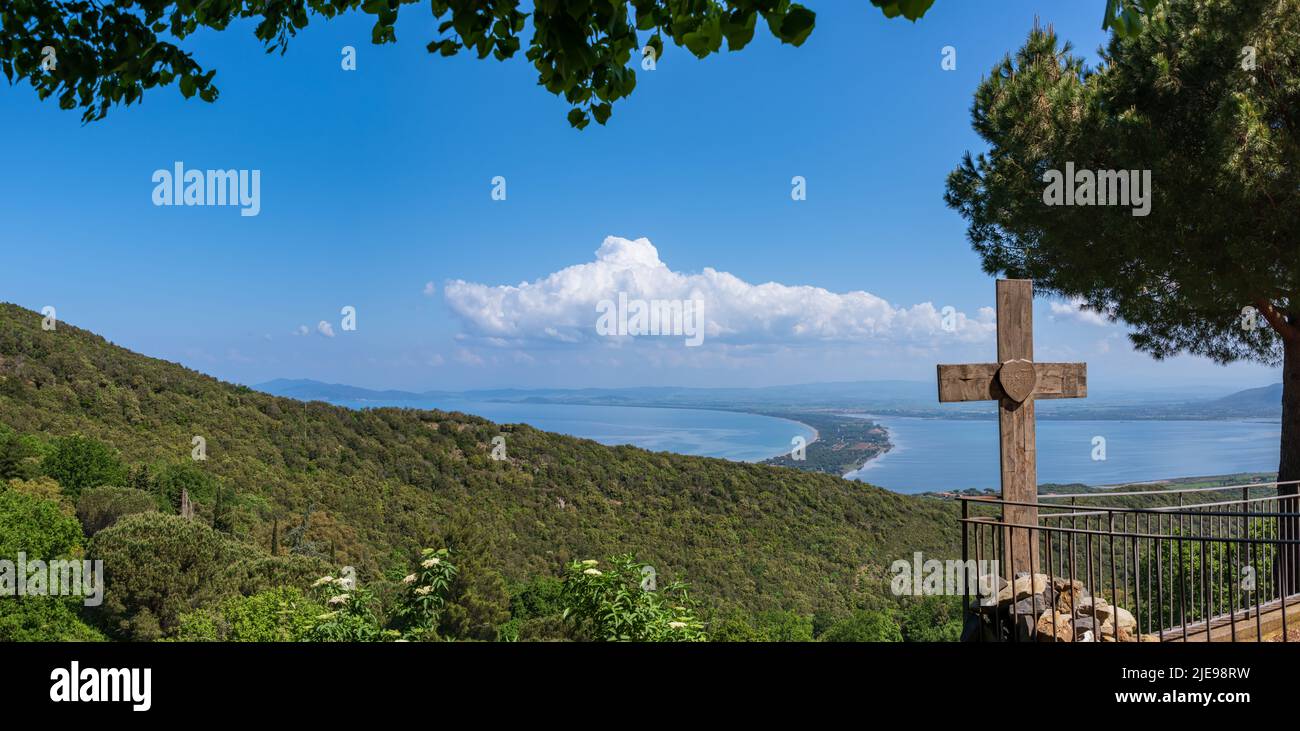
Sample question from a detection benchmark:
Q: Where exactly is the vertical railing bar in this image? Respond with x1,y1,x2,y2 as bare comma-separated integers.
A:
1159,520,1170,639
1109,509,1119,642
1007,517,1018,644
1179,501,1189,640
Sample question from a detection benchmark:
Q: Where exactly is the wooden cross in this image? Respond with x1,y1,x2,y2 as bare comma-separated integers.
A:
936,279,1088,576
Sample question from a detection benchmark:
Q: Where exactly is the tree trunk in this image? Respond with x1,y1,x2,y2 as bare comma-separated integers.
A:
1277,336,1300,596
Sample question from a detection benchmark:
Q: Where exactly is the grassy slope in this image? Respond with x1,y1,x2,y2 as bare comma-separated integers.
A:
0,303,959,615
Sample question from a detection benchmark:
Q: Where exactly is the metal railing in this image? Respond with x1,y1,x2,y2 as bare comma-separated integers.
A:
960,479,1300,642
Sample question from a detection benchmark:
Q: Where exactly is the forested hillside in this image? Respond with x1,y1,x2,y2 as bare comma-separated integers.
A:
0,302,961,639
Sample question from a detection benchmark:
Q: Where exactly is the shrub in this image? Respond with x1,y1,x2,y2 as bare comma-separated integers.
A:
0,488,83,559
707,608,765,642
750,609,815,642
897,595,964,642
0,597,106,642
820,609,903,642
75,486,157,536
390,548,457,640
40,435,126,498
304,575,391,642
176,587,324,642
152,462,219,512
7,476,74,515
0,429,31,480
89,512,254,639
560,555,707,642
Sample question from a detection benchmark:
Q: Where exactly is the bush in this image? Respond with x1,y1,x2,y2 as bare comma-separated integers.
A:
0,597,106,642
233,554,331,596
0,429,31,480
0,487,100,641
389,548,464,641
750,609,816,642
707,607,765,642
152,462,213,507
305,576,391,642
40,435,126,498
820,609,903,642
897,595,963,642
0,488,83,559
176,587,324,642
75,486,157,536
7,476,73,515
560,555,707,642
510,576,565,620
89,512,254,639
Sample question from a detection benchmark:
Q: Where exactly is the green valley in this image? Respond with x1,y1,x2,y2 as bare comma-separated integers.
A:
0,303,962,641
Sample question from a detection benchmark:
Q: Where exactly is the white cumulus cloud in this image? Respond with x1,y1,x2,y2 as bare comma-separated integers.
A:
1049,298,1110,327
442,236,995,348
317,320,336,338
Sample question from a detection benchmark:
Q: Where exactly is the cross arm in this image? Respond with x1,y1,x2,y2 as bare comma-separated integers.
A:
936,362,1087,403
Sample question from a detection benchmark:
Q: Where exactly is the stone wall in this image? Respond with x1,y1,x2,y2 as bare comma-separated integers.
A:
963,572,1159,643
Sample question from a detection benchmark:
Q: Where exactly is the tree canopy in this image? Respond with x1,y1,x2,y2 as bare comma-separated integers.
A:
4,0,936,128
945,1,1298,368
945,0,1299,478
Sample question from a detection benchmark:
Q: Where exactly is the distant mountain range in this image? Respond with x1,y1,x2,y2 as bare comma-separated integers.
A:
254,378,1283,420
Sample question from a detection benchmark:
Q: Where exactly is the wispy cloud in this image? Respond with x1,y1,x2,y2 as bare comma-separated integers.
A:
1050,298,1110,327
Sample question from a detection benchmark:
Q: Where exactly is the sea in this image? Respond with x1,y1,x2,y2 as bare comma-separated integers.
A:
324,397,1280,495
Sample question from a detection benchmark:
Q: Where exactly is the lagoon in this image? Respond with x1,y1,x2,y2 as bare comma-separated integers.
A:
845,416,1280,494
326,397,814,463
323,395,1281,493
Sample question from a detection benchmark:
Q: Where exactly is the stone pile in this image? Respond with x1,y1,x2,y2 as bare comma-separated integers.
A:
962,573,1160,643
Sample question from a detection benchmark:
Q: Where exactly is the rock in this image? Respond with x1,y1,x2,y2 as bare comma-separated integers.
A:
1053,577,1085,593
1138,633,1161,643
1114,606,1137,633
1036,610,1073,642
1097,621,1124,640
1077,596,1113,622
971,574,1007,609
1014,612,1037,643
999,573,1050,604
960,612,992,642
1055,583,1090,614
1011,593,1052,617
1072,615,1099,638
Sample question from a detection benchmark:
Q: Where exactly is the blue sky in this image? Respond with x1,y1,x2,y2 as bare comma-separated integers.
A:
0,1,1281,393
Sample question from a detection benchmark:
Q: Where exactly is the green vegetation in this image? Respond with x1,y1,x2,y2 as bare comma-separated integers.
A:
0,302,967,641
175,587,324,642
3,0,935,129
40,434,126,498
560,555,707,641
944,0,1300,489
760,412,891,476
0,487,104,641
75,486,157,537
